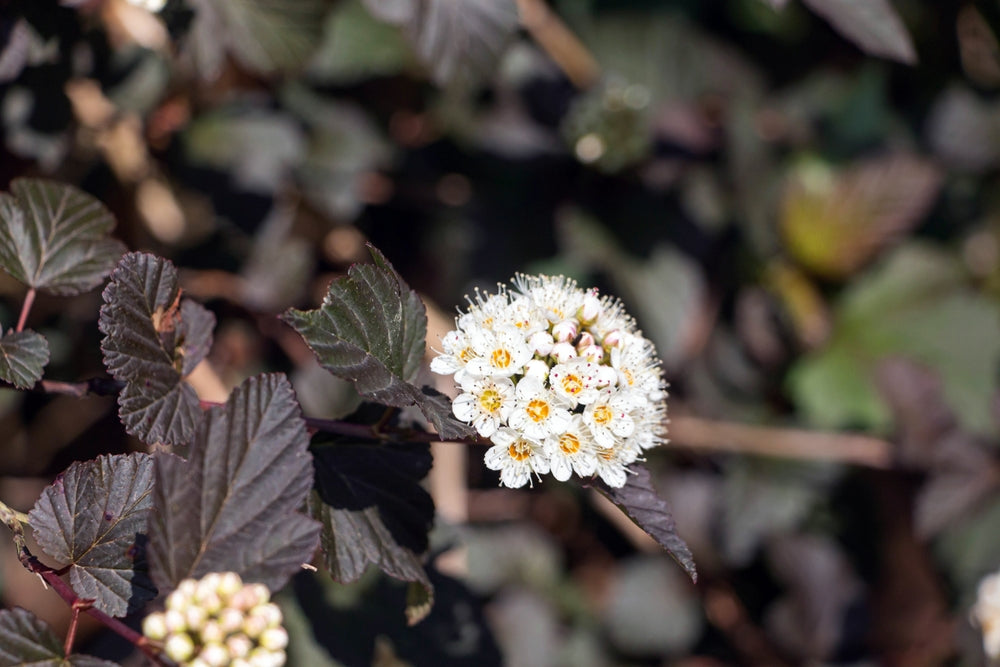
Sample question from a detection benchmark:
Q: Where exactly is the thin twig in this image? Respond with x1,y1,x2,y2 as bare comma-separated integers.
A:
15,288,36,333
517,0,601,89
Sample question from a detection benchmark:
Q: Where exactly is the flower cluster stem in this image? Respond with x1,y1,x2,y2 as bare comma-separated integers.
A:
15,288,35,333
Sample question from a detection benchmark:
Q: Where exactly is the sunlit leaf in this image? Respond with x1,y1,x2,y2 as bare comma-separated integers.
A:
401,0,518,86
801,0,916,64
148,374,320,594
0,179,126,296
0,330,48,389
186,0,333,79
0,608,120,667
788,243,1000,433
780,154,943,279
309,437,434,622
99,252,215,445
28,454,156,618
595,465,697,582
282,244,474,440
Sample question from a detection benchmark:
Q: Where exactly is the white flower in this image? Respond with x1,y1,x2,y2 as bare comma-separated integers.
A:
452,376,515,437
549,360,601,406
429,330,475,383
583,389,635,448
973,570,1000,659
465,326,533,378
508,376,572,440
594,442,638,488
458,288,510,332
484,428,550,488
544,415,598,481
514,274,584,323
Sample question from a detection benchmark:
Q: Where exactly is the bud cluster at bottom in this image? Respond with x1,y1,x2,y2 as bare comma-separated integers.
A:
142,572,288,667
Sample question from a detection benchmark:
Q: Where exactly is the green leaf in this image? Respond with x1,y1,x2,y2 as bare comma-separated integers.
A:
187,0,333,78
0,608,119,667
788,243,1000,433
400,0,518,86
99,252,215,445
0,179,126,296
27,454,156,618
594,465,697,582
282,244,474,440
0,330,48,389
309,0,412,84
309,436,435,622
801,0,916,64
148,374,320,594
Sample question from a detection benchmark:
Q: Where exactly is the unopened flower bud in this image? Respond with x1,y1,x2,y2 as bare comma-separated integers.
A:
231,660,252,667
522,359,549,380
595,365,618,387
551,319,578,343
249,647,283,667
200,642,230,667
259,627,289,651
166,589,187,612
575,331,595,351
201,619,225,644
601,329,624,349
163,609,186,634
528,331,554,356
188,659,211,667
550,342,577,364
243,613,268,638
142,612,167,641
580,344,604,363
251,603,283,630
177,579,198,599
185,605,208,632
218,572,243,599
196,573,222,600
578,290,602,324
164,633,196,663
227,634,253,659
219,607,245,634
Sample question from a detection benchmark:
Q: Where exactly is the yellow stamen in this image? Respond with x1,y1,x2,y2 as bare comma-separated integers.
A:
508,440,532,461
559,433,581,455
592,405,613,425
526,399,549,422
491,348,512,369
479,389,502,412
560,374,583,395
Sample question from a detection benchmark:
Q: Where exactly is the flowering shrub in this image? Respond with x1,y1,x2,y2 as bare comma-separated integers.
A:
431,275,668,488
142,572,287,667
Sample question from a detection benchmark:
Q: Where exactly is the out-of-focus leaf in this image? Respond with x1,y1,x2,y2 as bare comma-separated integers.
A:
148,374,320,594
99,252,215,445
282,244,474,439
927,86,1000,171
605,555,702,654
764,535,865,661
183,106,306,193
309,435,435,622
402,0,518,86
788,243,1000,433
363,0,416,24
0,608,120,667
489,591,560,667
464,525,561,595
283,85,393,221
936,494,1000,593
309,0,411,83
28,454,155,618
0,179,126,296
876,360,1000,538
0,330,48,389
764,261,830,349
595,465,697,582
0,20,31,84
780,154,943,279
576,11,764,104
957,6,1000,88
721,458,837,566
186,0,332,78
801,0,916,64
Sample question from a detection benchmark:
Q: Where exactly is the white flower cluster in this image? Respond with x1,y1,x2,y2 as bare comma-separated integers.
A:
431,275,668,489
973,569,1000,660
142,572,288,667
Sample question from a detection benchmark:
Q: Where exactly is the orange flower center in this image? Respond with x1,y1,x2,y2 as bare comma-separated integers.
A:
592,405,613,425
508,440,532,461
559,433,581,455
526,399,549,422
491,348,512,369
479,389,502,412
560,374,583,395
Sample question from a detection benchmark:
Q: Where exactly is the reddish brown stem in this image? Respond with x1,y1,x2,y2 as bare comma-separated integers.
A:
15,287,35,333
64,599,89,657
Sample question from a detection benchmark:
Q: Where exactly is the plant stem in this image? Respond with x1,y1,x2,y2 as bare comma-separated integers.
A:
64,601,84,657
15,287,35,333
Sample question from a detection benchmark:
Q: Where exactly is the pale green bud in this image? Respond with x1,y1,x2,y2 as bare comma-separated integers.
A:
177,578,198,599
185,604,208,632
165,589,188,612
227,633,253,659
164,633,195,662
200,620,225,644
199,642,230,667
163,609,186,634
195,573,222,600
141,612,167,641
219,607,245,634
217,572,243,599
187,659,211,667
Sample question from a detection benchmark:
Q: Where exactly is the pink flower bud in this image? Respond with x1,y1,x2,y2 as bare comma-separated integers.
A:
575,331,595,351
551,319,578,343
522,359,549,380
550,342,577,364
580,344,604,363
578,290,602,324
528,331,554,356
602,329,624,349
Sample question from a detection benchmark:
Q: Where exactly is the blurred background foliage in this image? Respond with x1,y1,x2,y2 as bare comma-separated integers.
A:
0,0,999,664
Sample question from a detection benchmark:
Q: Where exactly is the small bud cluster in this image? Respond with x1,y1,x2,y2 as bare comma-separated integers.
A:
431,274,668,489
973,569,1000,660
142,572,287,667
